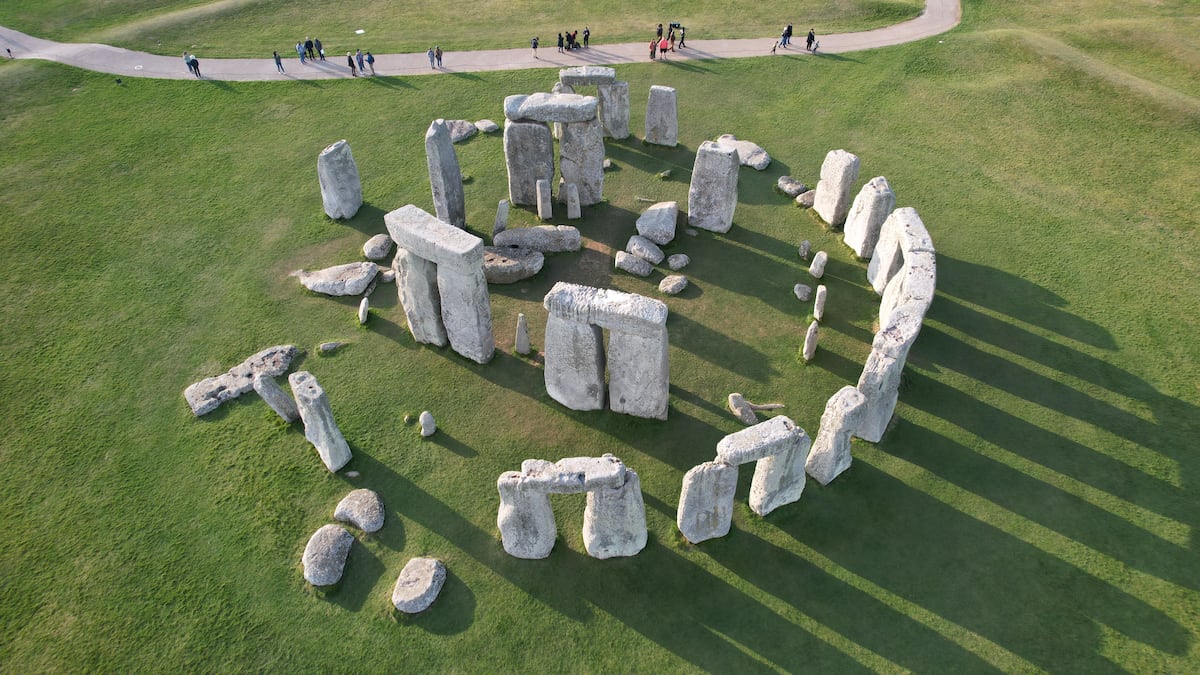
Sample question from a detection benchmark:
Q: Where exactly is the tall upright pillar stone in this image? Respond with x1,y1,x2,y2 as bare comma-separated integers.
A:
688,141,740,233
425,119,466,228
843,176,895,258
813,149,860,228
644,86,678,147
559,117,605,205
503,120,555,206
805,386,867,485
598,81,630,139
317,140,362,220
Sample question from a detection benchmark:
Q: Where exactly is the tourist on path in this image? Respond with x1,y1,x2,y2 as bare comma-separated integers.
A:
355,49,365,73
656,23,663,39
273,51,284,73
435,46,443,67
182,51,193,75
531,36,539,58
365,51,375,75
583,27,590,47
304,37,315,60
785,24,794,47
188,54,200,78
557,33,564,53
649,39,656,60
658,37,669,59
296,42,305,63
347,52,357,76
678,27,686,48
314,38,324,60
668,29,676,51
427,47,435,68
807,28,816,51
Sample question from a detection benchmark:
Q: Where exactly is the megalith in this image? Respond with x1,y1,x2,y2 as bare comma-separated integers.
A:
843,176,895,258
812,149,860,228
867,207,934,295
636,201,678,245
503,120,555,206
425,119,466,228
543,312,606,411
559,116,605,205
253,373,299,423
583,468,648,559
716,416,812,517
317,139,362,220
598,80,631,139
856,303,925,442
288,371,352,472
805,386,867,485
677,461,738,544
558,66,617,87
644,86,678,147
496,471,557,559
802,321,819,362
687,141,740,233
393,247,447,346
536,178,553,220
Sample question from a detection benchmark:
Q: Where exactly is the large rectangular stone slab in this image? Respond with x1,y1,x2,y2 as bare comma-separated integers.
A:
843,176,895,258
504,93,599,123
393,248,447,346
636,201,678,245
716,416,806,466
813,149,860,228
504,120,555,206
644,86,677,147
559,66,616,86
435,264,494,364
544,313,605,411
598,81,630,139
384,204,483,270
425,119,466,229
543,282,667,337
607,326,669,420
677,461,738,544
687,141,739,233
517,455,626,494
558,117,604,205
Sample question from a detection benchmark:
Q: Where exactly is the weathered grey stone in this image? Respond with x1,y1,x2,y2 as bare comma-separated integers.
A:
798,240,811,260
843,176,895,258
688,141,739,233
318,342,346,353
517,455,626,494
667,254,690,271
796,190,816,208
867,207,934,294
497,471,557,558
659,274,688,295
252,373,299,423
644,86,678,147
536,179,553,220
802,320,819,362
813,285,827,321
777,176,808,198
879,250,936,327
716,416,806,466
426,119,466,229
607,324,670,420
493,225,581,252
298,262,379,296
603,158,613,170
380,268,396,283
544,282,669,337
419,410,436,437
391,557,446,613
856,304,924,442
677,461,738,544
749,423,812,516
805,386,867,485
483,246,544,284
392,247,447,347
626,235,665,264
615,251,652,277
716,134,771,170
559,66,616,86
493,199,510,236
355,297,368,325
302,524,353,586
809,251,828,279
504,93,599,123
504,120,555,206
564,183,582,219
549,82,574,140
636,201,678,245
317,140,362,220
543,313,606,411
813,149,861,227
597,80,630,139
685,228,699,236
289,371,352,472
363,233,393,260
444,119,478,143
334,488,385,533
475,119,500,133
436,267,495,364
583,468,647,559
514,312,531,355
184,345,298,416
559,118,605,205
384,205,484,270
727,393,759,426
794,283,812,302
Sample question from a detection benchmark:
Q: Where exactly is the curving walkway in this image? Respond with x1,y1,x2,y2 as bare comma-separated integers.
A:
0,0,959,81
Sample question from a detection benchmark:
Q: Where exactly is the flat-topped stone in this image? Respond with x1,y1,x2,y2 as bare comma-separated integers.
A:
334,488,385,533
559,66,616,86
544,282,667,335
504,93,598,123
317,140,362,220
636,201,678,245
391,557,446,613
483,246,544,284
716,134,771,170
384,204,483,269
363,233,393,260
493,225,581,252
298,262,379,296
516,455,627,494
677,461,738,544
626,235,665,264
615,251,653,277
716,416,806,466
688,140,739,233
843,176,895,258
302,524,353,586
644,86,678,147
184,344,299,416
813,149,860,227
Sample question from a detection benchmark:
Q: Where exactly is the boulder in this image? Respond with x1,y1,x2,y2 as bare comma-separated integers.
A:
777,176,807,198
317,140,362,220
514,312,531,355
318,341,345,353
626,235,665,264
289,371,353,472
504,93,598,123
419,410,436,437
252,373,300,423
796,190,816,208
444,119,478,143
615,251,652,277
493,225,581,253
794,284,812,302
362,233,393,260
302,525,353,586
676,461,738,544
805,386,867,485
727,393,759,426
391,557,447,613
798,240,811,260
809,251,828,279
184,345,299,416
636,201,678,245
813,285,827,321
474,119,500,133
298,262,379,296
559,66,616,86
357,297,369,325
667,254,690,271
659,275,688,295
334,488,385,533
716,134,771,170
484,246,544,284
813,149,861,228
644,86,678,147
802,321,819,362
380,268,396,283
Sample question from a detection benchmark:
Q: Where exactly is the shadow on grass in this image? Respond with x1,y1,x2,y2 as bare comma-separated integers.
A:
327,538,385,612
408,568,475,635
669,312,778,381
429,430,478,458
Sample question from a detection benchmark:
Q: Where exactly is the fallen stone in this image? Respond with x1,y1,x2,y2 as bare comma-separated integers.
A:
289,371,353,472
843,176,895,258
676,461,738,544
493,199,510,236
667,254,690,271
302,524,353,586
318,342,345,353
362,276,379,298
636,201,678,245
362,233,393,260
798,240,811,260
504,93,598,123
444,119,478,143
515,312,531,355
627,235,665,264
615,251,652,277
493,225,581,253
475,119,500,133
727,393,759,426
716,134,771,170
184,345,299,416
419,410,436,437
644,85,678,147
583,468,647,559
796,190,816,208
334,488,385,533
813,149,861,228
802,321,819,362
809,251,828,279
794,284,812,302
536,178,553,220
380,269,396,283
813,285,827,321
559,66,616,86
684,228,699,237
391,557,446,613
317,140,362,220
777,176,808,198
688,140,739,233
483,246,544,284
805,386,867,485
298,262,379,296
253,373,300,423
603,158,613,169
659,275,688,295
357,297,369,325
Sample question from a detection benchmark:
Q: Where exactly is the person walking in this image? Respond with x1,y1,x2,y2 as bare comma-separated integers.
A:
583,26,590,48
304,37,315,60
678,27,686,48
658,36,669,59
365,51,375,75
296,42,306,64
649,39,656,60
656,23,663,39
435,45,443,67
314,38,324,60
806,28,815,51
273,51,284,73
427,46,436,68
188,54,200,78
531,36,539,58
784,24,793,47
355,49,365,73
347,52,357,76
182,51,193,75
557,33,564,53
668,29,676,51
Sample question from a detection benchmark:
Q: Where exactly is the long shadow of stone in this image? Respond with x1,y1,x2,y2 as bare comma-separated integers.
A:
668,312,778,381
398,568,476,635
340,202,389,236
326,538,385,612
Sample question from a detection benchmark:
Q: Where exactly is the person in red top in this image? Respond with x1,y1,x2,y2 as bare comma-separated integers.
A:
658,37,669,59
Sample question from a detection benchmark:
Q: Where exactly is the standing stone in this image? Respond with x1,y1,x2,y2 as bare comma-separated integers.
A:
687,141,739,233
749,424,812,516
536,179,553,220
302,524,354,586
425,119,466,228
879,249,936,327
419,410,436,437
559,117,605,205
676,461,738,544
856,303,925,442
497,471,557,559
583,468,647,559
391,557,447,613
626,235,665,264
493,199,510,236
334,488,385,533
357,297,369,325
362,233,393,260
715,416,806,466
805,386,867,485
868,207,928,294
597,80,631,139
636,201,678,245
564,183,582,219
253,373,299,423
549,81,574,140
813,285,827,321
809,251,828,278
812,149,861,228
514,312,531,355
615,251,653,277
607,325,669,420
288,371,352,472
843,176,895,258
543,314,606,411
644,85,678,147
393,248,448,347
317,140,362,220
504,120,555,206
802,321,819,362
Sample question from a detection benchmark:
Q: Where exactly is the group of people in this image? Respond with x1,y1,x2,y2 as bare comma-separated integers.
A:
426,46,444,69
556,27,590,52
347,48,375,76
294,36,324,64
181,52,200,77
269,38,375,76
774,26,818,53
649,22,685,60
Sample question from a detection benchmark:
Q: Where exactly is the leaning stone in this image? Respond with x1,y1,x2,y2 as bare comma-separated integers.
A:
794,284,812,302
659,275,688,295
302,525,353,586
749,423,812,516
253,374,300,423
483,246,544,284
184,345,299,416
615,251,652,277
289,371,352,472
474,119,500,133
805,386,867,485
796,190,816,208
716,134,771,170
514,312,531,355
298,262,379,296
627,235,665,264
559,65,617,86
688,140,739,233
426,119,466,228
843,176,895,258
392,247,447,347
809,251,828,279
444,119,478,143
419,410,436,437
813,285,827,321
564,183,582,219
362,233,393,260
391,557,446,613
317,140,362,220
504,93,598,123
493,199,510,236
798,240,811,260
334,488,385,533
777,176,807,198
636,201,678,245
716,416,806,466
357,297,369,325
879,250,936,327
536,179,553,220
504,120,555,206
644,85,678,147
802,321,819,362
667,254,690,271
494,225,581,252
497,472,557,558
559,118,605,205
597,80,631,139
813,149,861,228
676,461,738,544
583,468,647,559
727,393,759,426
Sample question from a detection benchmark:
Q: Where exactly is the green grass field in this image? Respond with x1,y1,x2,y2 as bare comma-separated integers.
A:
1,0,1198,670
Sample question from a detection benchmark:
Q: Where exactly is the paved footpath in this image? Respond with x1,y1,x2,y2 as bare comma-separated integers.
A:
0,0,958,81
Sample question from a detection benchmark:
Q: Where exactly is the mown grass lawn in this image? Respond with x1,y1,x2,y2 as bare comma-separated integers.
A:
0,0,1197,670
